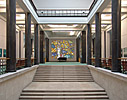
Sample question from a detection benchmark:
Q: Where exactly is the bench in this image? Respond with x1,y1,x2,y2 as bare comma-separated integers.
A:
58,57,67,62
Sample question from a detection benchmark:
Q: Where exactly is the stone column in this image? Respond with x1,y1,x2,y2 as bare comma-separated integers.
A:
6,0,16,72
25,13,31,67
95,13,101,67
76,37,80,62
40,31,45,63
81,31,86,63
87,24,92,65
104,31,106,58
46,38,49,62
19,31,21,58
112,0,121,72
34,24,39,65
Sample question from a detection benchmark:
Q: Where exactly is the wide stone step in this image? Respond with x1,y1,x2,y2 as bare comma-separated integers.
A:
22,90,105,92
37,70,89,71
36,70,90,71
35,73,91,75
19,95,109,99
35,74,92,76
34,76,93,78
21,92,107,96
37,70,90,73
33,80,94,82
33,79,93,81
36,70,90,72
35,74,91,77
35,73,91,74
37,69,89,70
34,77,92,80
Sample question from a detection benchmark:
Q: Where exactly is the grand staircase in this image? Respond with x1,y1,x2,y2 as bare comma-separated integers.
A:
33,66,94,82
19,65,109,100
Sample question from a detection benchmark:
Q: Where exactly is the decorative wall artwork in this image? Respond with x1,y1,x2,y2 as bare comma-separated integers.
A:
3,49,6,57
0,48,2,57
51,40,74,59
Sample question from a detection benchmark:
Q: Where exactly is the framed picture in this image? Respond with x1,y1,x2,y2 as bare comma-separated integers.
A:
0,48,2,57
3,49,6,57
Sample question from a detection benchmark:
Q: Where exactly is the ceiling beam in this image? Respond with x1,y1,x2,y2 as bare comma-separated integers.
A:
102,12,127,14
43,27,83,31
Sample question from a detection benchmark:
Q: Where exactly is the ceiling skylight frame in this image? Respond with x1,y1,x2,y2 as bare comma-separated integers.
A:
28,0,98,17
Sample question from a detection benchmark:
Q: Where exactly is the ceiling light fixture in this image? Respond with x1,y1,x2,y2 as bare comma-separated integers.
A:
0,1,6,6
16,14,25,20
48,24,78,28
122,1,127,6
101,14,111,20
52,31,71,33
70,31,75,35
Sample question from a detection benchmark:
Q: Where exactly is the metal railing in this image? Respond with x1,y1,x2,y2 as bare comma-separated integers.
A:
0,58,35,75
91,58,95,65
118,58,127,74
101,58,112,70
91,58,112,69
16,58,35,69
37,10,89,17
0,58,9,75
91,57,127,74
91,58,112,70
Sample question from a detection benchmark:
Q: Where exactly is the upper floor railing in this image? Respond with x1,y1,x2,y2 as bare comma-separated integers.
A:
91,57,127,74
37,9,89,17
29,0,98,17
0,58,35,75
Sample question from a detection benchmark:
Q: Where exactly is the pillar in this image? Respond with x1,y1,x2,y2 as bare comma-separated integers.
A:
40,31,45,63
6,0,16,72
76,37,80,62
95,13,101,67
87,24,92,65
25,13,31,67
112,0,121,72
104,31,106,58
34,24,39,65
19,31,21,58
81,31,86,63
46,38,49,62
